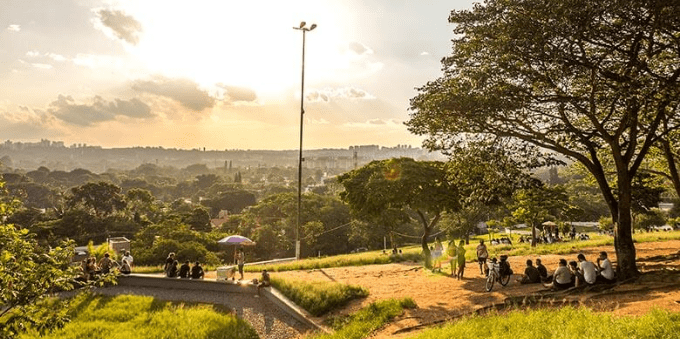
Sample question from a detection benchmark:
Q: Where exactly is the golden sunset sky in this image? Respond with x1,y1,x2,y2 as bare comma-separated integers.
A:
0,0,475,150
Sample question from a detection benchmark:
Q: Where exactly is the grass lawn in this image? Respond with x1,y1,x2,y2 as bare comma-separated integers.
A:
310,298,417,339
410,306,680,339
270,277,369,316
21,293,258,339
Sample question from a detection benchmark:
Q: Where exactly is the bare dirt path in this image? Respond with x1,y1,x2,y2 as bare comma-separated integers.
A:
268,240,680,338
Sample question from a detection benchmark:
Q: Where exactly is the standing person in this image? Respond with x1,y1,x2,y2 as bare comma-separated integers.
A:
476,239,489,275
235,248,245,280
191,261,205,279
596,251,616,284
448,240,458,276
98,253,113,274
455,240,467,280
164,252,175,275
179,260,191,278
122,251,134,268
432,237,443,272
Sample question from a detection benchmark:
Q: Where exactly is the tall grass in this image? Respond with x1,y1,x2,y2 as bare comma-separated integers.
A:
20,293,258,339
270,277,369,317
310,298,417,339
410,306,680,339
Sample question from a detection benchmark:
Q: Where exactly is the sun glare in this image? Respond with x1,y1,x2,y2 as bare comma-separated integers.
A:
122,1,348,97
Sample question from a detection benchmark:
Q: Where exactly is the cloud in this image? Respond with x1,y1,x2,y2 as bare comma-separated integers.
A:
420,51,430,56
31,63,53,69
216,84,257,103
48,95,152,126
343,119,403,129
25,50,67,62
7,25,20,32
132,76,216,111
348,42,373,55
95,9,142,45
306,87,375,103
26,50,40,57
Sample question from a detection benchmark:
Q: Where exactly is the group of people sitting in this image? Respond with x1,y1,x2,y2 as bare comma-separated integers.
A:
80,251,134,280
164,252,205,279
516,251,616,289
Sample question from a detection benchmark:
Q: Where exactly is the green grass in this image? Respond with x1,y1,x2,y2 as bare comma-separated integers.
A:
310,298,417,339
270,277,369,317
20,293,258,339
410,306,680,339
245,249,422,273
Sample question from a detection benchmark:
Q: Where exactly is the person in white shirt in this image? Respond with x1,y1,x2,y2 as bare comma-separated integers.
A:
577,253,597,286
544,259,574,290
122,251,133,268
596,251,616,283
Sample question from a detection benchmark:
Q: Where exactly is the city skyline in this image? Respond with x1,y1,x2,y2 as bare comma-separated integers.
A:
0,0,476,150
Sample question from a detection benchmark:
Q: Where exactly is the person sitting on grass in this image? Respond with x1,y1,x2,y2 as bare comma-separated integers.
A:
517,259,541,284
536,258,548,282
257,269,271,296
179,260,191,279
167,260,179,278
596,251,616,284
544,259,574,290
191,261,204,279
568,260,583,287
577,253,598,286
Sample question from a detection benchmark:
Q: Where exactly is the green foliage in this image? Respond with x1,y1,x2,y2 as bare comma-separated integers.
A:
85,241,119,261
0,187,88,339
270,277,369,317
311,298,416,339
410,307,680,339
20,293,258,339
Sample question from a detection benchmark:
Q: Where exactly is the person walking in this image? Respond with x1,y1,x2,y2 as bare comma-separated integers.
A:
476,239,489,275
455,240,467,280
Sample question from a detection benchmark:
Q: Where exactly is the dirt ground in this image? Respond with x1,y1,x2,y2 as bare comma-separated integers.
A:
260,240,680,338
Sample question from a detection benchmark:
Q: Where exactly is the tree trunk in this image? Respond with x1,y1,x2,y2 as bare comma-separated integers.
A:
531,223,537,247
614,172,639,280
421,226,432,268
661,138,680,199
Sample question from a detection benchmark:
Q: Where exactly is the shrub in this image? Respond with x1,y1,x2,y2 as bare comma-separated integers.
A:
270,277,369,316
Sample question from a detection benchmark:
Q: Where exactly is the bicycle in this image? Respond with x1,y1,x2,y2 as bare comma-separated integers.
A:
485,255,512,292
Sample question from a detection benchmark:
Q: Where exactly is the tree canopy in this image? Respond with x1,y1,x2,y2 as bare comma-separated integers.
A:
407,0,680,279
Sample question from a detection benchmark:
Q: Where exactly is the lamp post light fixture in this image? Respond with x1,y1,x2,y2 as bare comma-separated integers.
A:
293,21,316,260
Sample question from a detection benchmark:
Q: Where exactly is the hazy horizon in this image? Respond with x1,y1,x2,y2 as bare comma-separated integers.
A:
1,0,476,150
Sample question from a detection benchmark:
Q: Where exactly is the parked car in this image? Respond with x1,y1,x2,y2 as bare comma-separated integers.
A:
350,247,369,254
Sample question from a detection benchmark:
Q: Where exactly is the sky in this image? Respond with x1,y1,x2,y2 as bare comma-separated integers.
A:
0,0,476,150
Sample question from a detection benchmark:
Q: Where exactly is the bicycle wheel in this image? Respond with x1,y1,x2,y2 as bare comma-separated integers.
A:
500,272,511,286
485,273,495,292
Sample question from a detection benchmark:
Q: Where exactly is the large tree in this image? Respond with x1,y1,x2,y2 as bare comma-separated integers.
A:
408,0,680,279
338,158,459,267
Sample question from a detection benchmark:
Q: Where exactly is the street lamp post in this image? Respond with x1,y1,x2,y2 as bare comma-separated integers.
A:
293,21,316,260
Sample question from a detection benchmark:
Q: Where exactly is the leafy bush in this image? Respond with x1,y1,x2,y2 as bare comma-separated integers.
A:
20,293,258,339
270,277,369,316
410,307,680,339
311,298,417,339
